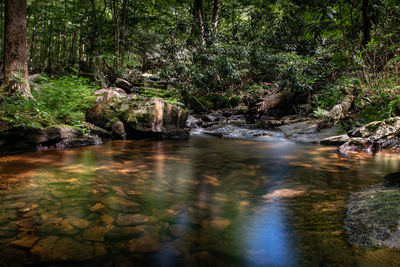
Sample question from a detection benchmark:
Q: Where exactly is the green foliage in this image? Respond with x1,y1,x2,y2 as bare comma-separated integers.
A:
313,107,329,118
251,50,333,94
0,75,98,129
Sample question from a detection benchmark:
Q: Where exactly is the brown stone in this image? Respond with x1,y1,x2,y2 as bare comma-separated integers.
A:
90,203,107,214
63,217,90,229
210,217,231,230
116,214,149,227
10,235,39,249
83,226,106,242
100,214,114,225
129,235,160,253
31,236,94,262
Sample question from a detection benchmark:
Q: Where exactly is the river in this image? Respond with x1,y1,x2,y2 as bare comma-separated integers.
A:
0,132,400,266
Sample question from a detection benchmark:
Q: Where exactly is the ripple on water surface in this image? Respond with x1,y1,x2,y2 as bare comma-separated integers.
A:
0,136,400,266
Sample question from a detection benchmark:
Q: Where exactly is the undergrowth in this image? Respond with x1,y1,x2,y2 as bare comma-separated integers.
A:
0,75,98,129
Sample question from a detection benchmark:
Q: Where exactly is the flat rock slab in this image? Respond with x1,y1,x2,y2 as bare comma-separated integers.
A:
346,186,400,248
278,121,346,143
10,235,39,249
31,236,94,262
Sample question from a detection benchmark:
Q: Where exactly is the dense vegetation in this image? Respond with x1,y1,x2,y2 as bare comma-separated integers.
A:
0,0,399,127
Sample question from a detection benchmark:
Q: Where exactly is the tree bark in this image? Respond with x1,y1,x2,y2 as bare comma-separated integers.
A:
193,0,206,46
361,0,371,47
3,0,31,97
212,0,220,36
112,0,119,70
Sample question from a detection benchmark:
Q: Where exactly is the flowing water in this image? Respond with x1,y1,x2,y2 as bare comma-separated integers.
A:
1,132,400,266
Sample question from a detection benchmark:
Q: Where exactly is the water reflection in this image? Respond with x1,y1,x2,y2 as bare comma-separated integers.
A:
0,136,400,266
245,200,296,266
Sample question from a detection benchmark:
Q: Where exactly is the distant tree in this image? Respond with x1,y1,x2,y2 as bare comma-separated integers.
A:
3,0,31,97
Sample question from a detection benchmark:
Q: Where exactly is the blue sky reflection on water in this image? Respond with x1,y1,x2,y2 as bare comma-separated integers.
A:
243,139,297,266
245,200,297,267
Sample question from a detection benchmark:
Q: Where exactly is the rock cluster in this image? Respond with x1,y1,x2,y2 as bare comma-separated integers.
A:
321,116,400,152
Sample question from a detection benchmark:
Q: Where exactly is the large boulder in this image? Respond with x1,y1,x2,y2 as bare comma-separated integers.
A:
86,87,189,139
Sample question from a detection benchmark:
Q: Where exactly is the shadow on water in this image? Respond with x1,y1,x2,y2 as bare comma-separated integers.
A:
0,135,400,266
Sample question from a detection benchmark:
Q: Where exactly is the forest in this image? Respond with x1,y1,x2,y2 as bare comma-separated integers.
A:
0,0,400,266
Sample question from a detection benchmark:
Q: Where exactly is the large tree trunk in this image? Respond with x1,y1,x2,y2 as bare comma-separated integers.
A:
361,0,371,47
3,0,30,97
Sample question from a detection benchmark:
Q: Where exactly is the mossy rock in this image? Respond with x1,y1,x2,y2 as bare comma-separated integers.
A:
87,88,188,138
346,186,400,248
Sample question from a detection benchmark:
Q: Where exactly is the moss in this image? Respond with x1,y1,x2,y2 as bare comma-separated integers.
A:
346,186,400,248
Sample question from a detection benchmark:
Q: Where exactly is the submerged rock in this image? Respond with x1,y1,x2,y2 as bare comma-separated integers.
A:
209,217,231,231
63,217,90,229
10,235,39,249
83,226,106,242
116,214,149,227
129,235,160,253
31,236,94,262
346,186,400,248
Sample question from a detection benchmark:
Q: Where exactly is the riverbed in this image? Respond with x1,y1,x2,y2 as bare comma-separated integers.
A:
0,132,400,266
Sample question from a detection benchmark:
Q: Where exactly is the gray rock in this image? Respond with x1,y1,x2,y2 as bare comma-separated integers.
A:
339,138,380,152
320,134,351,146
278,121,346,143
348,117,400,140
115,78,133,91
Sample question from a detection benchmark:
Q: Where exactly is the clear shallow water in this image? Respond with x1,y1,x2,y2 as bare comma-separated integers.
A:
1,134,400,266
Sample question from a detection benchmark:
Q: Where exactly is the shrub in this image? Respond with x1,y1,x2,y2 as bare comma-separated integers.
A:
0,75,98,128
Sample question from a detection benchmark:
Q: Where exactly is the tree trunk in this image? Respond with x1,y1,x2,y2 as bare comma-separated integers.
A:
3,0,31,97
193,0,206,46
112,0,119,70
212,0,220,36
361,0,371,47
